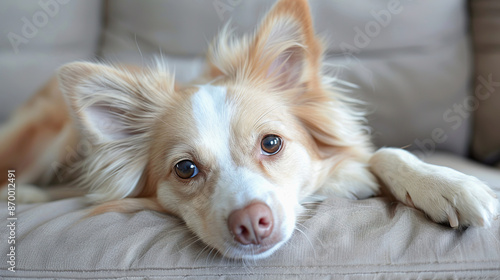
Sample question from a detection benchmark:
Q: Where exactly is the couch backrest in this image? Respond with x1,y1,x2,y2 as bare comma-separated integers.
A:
0,0,472,157
0,0,102,120
100,0,473,156
471,0,500,165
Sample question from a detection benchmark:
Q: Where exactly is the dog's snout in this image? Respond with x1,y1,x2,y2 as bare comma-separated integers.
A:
228,202,274,245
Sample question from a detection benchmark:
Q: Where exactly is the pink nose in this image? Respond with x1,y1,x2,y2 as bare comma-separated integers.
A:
227,202,274,245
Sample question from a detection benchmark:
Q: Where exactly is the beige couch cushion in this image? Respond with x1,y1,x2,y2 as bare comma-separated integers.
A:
100,0,472,155
1,153,499,279
471,0,500,165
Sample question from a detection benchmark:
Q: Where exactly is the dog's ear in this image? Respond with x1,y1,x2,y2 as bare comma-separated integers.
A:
207,0,322,90
58,62,173,143
57,62,175,202
208,0,370,159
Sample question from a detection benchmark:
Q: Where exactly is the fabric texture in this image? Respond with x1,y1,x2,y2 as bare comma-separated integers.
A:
0,153,499,279
471,0,500,165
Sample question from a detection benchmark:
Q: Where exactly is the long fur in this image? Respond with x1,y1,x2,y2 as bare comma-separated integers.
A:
0,0,497,260
58,63,177,202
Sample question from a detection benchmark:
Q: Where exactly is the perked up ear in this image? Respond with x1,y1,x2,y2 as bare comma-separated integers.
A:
208,0,372,160
207,0,323,90
57,61,174,202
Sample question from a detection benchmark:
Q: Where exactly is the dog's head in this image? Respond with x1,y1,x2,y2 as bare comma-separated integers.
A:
58,0,368,259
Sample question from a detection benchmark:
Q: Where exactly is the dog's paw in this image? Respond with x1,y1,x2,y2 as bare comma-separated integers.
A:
370,148,499,228
405,167,499,228
0,184,51,204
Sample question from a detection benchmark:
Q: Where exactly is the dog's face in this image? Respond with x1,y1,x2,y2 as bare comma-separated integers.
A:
148,83,322,258
58,0,357,259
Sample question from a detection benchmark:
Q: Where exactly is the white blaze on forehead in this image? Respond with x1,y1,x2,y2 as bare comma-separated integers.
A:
191,85,233,164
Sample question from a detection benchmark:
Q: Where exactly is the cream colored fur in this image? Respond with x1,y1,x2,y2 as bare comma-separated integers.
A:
0,0,498,260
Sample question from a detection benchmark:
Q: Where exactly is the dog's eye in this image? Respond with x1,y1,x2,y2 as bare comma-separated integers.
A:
175,160,199,179
261,135,282,155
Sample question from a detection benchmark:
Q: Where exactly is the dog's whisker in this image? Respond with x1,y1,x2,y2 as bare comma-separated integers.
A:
163,222,189,233
219,243,233,264
204,247,214,265
176,235,202,254
242,250,256,270
216,244,230,266
210,247,222,264
172,234,196,250
294,226,314,250
194,243,211,263
297,222,328,249
4,0,496,266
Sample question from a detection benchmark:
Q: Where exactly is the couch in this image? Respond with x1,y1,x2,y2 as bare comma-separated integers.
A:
1,0,499,279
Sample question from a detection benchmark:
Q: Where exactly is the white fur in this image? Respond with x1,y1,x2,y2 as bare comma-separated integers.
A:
191,85,233,164
189,85,304,259
320,159,379,200
212,167,297,259
369,148,499,228
4,0,499,263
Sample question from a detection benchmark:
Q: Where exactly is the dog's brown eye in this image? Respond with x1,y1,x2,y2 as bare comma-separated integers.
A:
261,135,282,155
175,160,199,179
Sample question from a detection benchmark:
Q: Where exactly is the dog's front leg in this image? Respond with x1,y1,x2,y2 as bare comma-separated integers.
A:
369,148,499,228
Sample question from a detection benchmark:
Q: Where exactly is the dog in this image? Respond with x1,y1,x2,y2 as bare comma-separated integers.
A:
0,0,498,260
